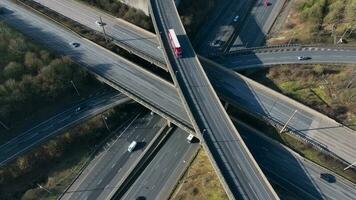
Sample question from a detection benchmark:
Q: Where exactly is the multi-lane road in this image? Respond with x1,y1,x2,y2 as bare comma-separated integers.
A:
0,91,129,167
31,0,356,68
122,128,199,200
0,0,356,198
217,46,356,69
227,0,285,50
149,0,278,199
235,119,356,200
60,112,167,200
3,0,356,168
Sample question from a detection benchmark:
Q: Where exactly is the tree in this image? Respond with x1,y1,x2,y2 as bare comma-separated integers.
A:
3,62,24,80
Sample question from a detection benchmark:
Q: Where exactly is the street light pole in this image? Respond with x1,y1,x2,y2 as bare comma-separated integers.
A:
102,115,110,133
37,184,52,194
70,80,80,96
344,161,356,171
280,110,298,133
99,16,108,43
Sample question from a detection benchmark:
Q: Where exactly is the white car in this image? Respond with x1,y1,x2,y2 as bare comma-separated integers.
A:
233,15,239,22
186,134,195,143
128,141,137,152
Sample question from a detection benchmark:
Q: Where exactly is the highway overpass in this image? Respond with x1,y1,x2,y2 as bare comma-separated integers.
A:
0,91,130,167
32,0,356,70
3,0,356,168
148,0,278,199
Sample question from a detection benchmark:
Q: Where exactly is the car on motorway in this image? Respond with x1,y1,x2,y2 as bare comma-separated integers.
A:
70,42,80,48
233,15,239,22
187,134,195,143
211,40,224,47
128,141,137,152
297,56,311,60
320,173,336,183
95,21,106,26
75,107,81,112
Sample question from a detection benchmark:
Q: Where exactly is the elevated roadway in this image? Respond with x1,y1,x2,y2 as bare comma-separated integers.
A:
31,0,356,70
3,4,356,199
3,0,356,169
215,46,356,69
149,0,278,199
0,91,129,167
31,0,166,68
236,119,356,200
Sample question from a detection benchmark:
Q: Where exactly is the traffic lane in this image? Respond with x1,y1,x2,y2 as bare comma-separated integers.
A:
220,50,356,69
32,0,164,63
236,121,356,200
122,128,199,200
88,113,166,200
153,0,278,199
0,0,191,131
205,59,356,164
0,91,129,167
62,113,166,200
196,0,246,54
229,0,279,49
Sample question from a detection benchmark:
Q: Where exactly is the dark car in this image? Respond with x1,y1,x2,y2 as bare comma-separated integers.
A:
297,56,311,60
70,42,80,48
320,173,336,183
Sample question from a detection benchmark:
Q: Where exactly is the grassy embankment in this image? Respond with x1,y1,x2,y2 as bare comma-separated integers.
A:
268,0,356,44
170,149,228,200
246,65,356,129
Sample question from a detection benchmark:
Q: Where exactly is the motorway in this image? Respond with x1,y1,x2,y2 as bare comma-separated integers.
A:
196,0,254,54
149,0,278,199
4,0,356,169
0,91,130,167
3,0,356,169
228,0,285,50
60,112,167,200
31,0,356,69
235,119,356,200
122,128,199,200
31,0,166,68
216,46,356,69
0,0,356,198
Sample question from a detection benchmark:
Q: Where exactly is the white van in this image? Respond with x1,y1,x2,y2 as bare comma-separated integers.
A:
186,134,194,143
127,141,137,152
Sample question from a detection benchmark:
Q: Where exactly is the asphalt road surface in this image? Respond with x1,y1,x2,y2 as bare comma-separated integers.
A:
0,91,129,167
149,0,279,199
122,128,199,200
218,46,356,69
60,112,166,200
31,0,356,69
32,0,166,68
236,119,356,200
196,0,253,55
228,0,285,50
3,0,356,171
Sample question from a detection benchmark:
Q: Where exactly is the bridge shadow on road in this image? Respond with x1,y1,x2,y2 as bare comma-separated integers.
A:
2,7,326,200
